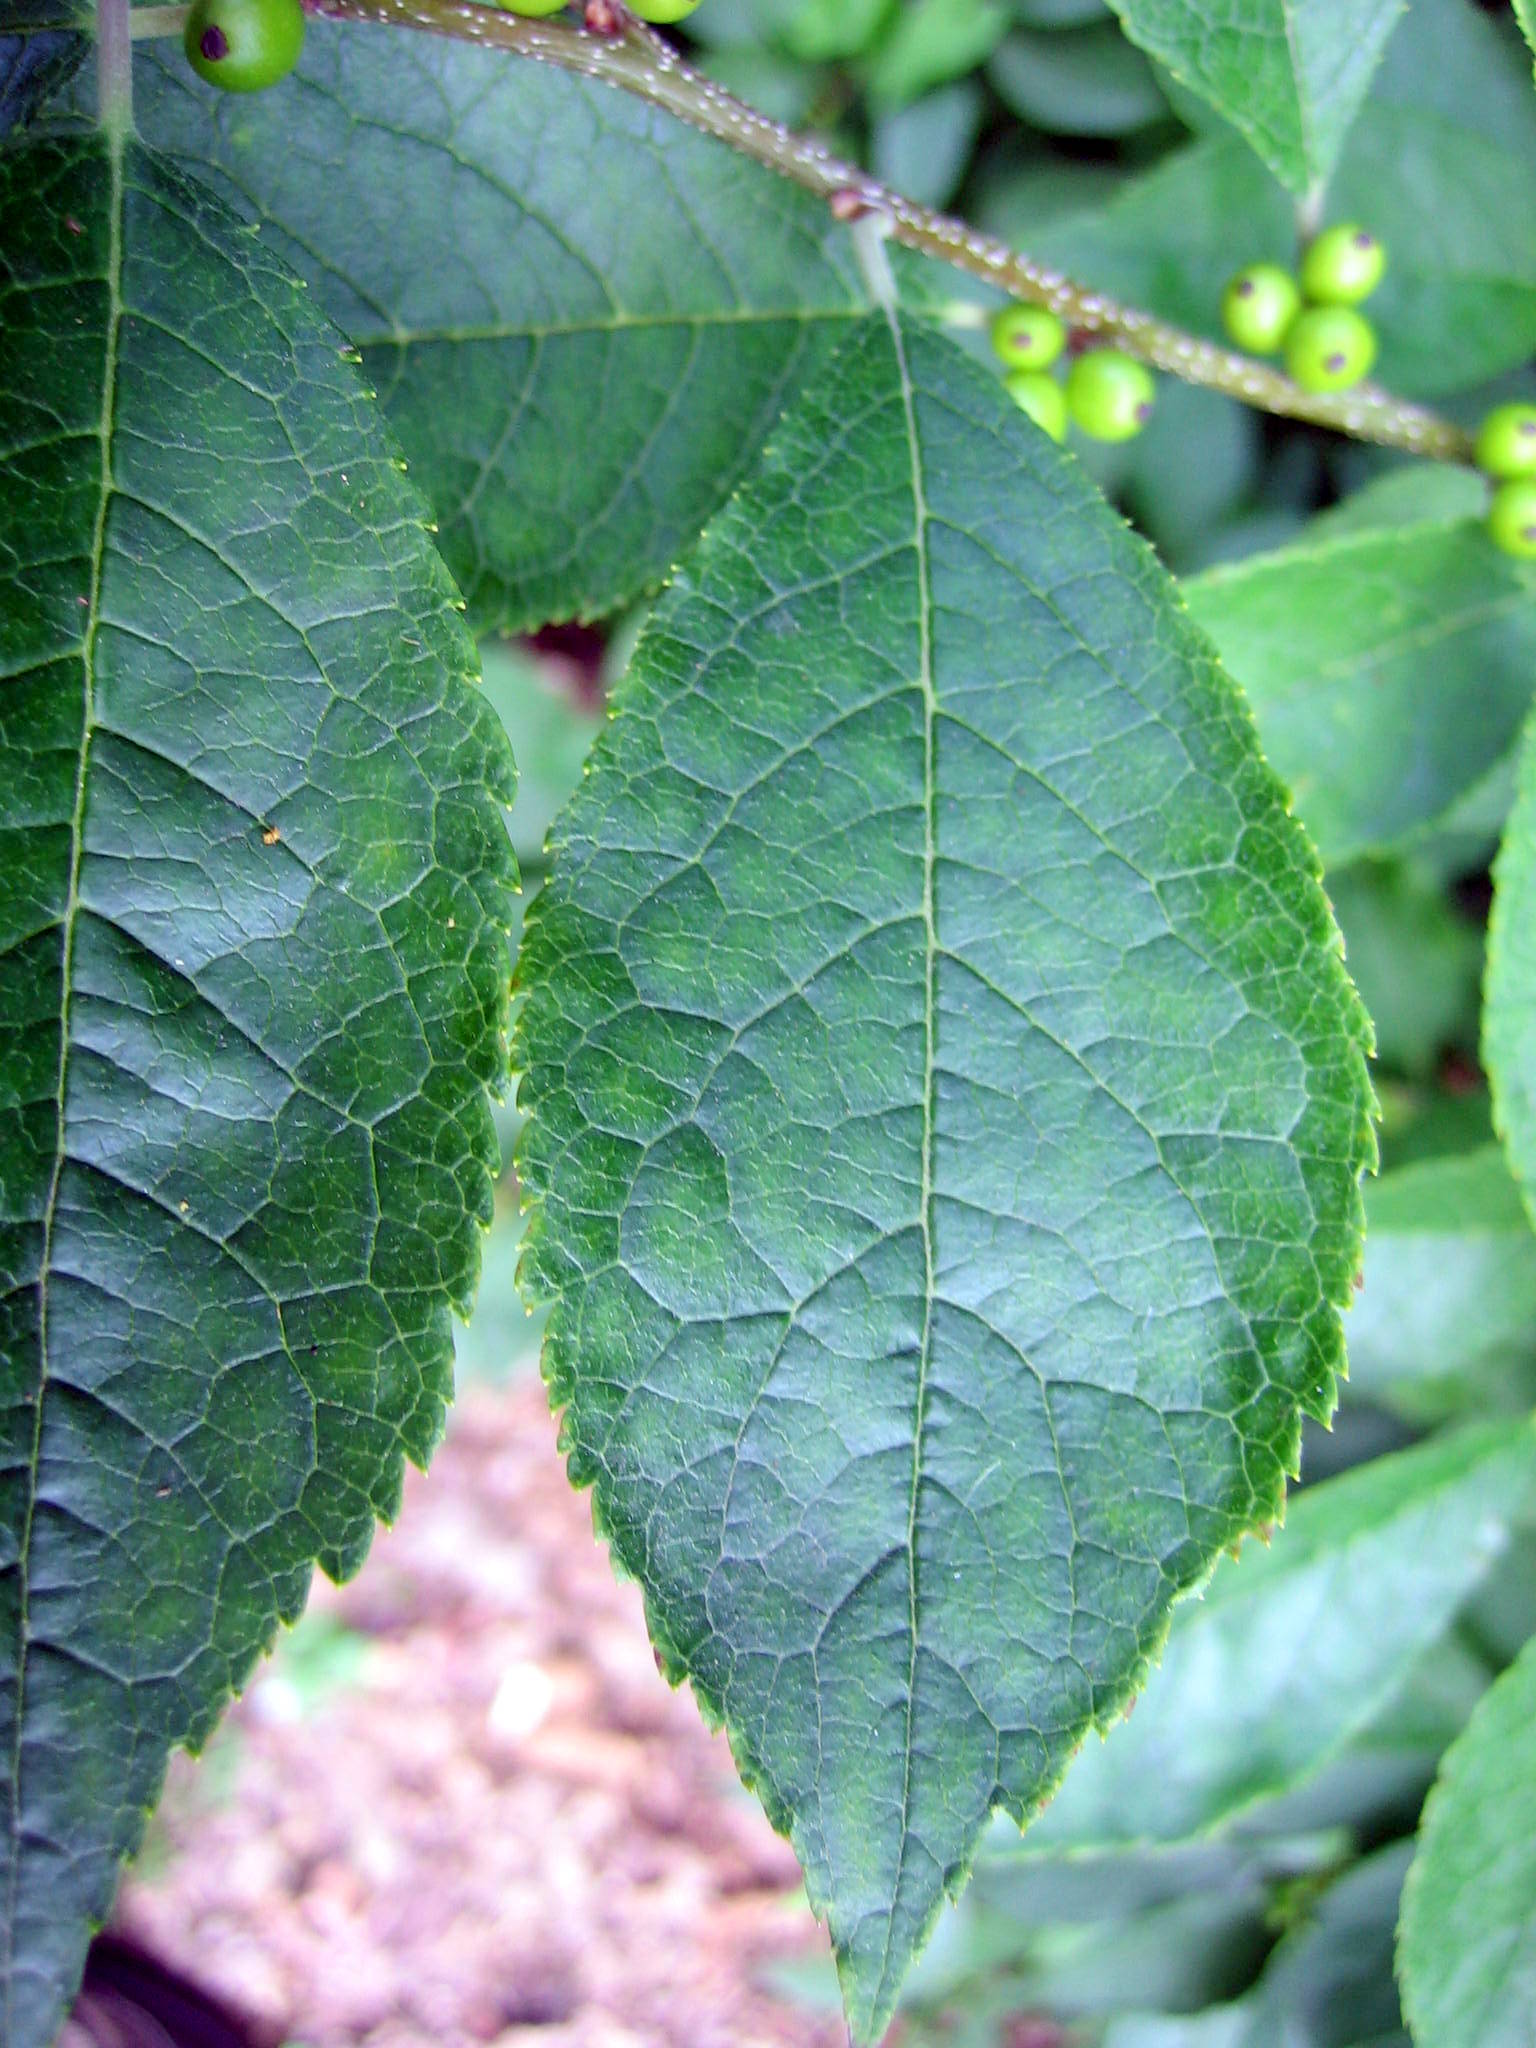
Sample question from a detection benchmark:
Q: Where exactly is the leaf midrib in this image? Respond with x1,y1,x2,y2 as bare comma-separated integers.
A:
874,303,940,2021
2,128,121,2028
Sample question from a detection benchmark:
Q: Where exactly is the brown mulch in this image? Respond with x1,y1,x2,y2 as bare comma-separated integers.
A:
116,1379,843,2048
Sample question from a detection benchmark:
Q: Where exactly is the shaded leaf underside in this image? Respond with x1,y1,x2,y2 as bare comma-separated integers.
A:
129,24,946,636
0,134,515,2048
516,308,1372,2041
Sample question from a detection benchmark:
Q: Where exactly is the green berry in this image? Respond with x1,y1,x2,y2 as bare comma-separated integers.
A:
1299,223,1387,306
487,0,567,13
990,304,1067,373
1475,403,1536,480
1004,370,1068,443
629,0,702,14
1065,351,1156,442
1221,263,1301,354
184,0,303,91
1488,479,1536,559
1284,306,1377,393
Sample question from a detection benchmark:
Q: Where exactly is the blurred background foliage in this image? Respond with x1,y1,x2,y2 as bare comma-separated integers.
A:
434,4,1536,2040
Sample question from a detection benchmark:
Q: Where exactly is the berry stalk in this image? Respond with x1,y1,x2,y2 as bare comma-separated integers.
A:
310,0,1471,461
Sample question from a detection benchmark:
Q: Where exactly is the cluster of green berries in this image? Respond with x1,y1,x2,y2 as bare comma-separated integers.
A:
989,306,1155,446
1221,223,1385,394
184,0,698,91
1475,403,1536,559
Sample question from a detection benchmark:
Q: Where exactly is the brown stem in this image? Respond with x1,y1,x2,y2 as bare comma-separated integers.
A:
309,0,1474,464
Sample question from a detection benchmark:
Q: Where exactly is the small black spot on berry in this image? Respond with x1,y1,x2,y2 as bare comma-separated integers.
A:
1325,352,1346,372
199,22,229,58
1236,278,1255,296
1354,231,1374,248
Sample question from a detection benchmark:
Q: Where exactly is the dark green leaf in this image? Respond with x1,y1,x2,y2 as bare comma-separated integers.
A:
1183,522,1536,865
0,20,82,137
1399,1633,1536,2048
515,309,1372,2041
127,24,944,638
1100,0,1402,193
0,134,515,2046
1017,1425,1536,1854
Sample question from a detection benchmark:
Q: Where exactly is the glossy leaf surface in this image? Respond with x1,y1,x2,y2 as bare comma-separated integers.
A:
128,25,942,636
0,135,515,2047
515,308,1372,2041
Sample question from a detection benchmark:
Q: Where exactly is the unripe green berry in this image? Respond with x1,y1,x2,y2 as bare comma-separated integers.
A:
1487,479,1536,559
1221,263,1301,354
1065,350,1155,442
184,0,303,91
629,0,702,15
1004,370,1068,443
1299,223,1387,306
990,304,1067,373
1475,404,1536,480
1284,306,1377,393
487,0,567,13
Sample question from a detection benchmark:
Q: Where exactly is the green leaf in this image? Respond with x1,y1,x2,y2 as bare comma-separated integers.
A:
1183,522,1536,866
988,22,1169,136
871,80,985,208
1033,2,1536,402
0,134,515,2047
1399,1632,1536,2048
1326,861,1482,1080
1347,1149,1536,1426
1517,0,1536,67
1243,1840,1412,2048
1310,464,1487,543
1107,1842,1412,2048
1101,0,1403,193
1016,1424,1536,1855
515,308,1372,2041
863,0,1009,110
1487,705,1536,1227
127,23,942,637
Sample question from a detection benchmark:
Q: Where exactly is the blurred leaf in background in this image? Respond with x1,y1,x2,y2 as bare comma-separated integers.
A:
453,641,603,1386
